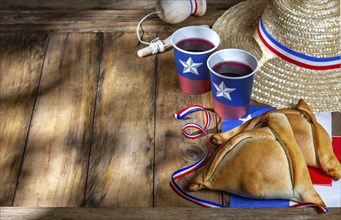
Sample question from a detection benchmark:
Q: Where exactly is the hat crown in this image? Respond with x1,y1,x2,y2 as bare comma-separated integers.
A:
261,0,340,58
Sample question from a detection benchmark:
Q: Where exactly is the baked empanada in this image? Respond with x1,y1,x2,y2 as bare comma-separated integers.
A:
190,113,325,206
210,99,341,180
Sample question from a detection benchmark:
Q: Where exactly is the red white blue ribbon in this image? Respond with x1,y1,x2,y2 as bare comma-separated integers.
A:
257,18,341,70
170,105,226,207
170,105,328,212
174,105,211,139
290,202,328,213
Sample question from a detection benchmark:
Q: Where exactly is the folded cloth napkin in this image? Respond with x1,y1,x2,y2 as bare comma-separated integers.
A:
222,106,341,208
221,105,276,131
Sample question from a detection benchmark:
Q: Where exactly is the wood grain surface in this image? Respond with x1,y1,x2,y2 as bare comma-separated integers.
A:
0,3,340,218
1,207,340,220
153,43,222,206
332,112,341,136
0,0,245,10
0,10,225,33
13,33,101,206
84,33,155,207
0,33,47,206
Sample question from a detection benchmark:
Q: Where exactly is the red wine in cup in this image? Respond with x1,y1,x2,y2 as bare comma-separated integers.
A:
176,38,215,52
212,61,253,77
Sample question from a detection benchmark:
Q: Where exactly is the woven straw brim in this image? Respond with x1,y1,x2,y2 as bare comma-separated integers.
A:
213,0,341,112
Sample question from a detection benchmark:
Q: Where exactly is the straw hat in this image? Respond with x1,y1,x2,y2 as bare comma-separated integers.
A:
213,0,340,112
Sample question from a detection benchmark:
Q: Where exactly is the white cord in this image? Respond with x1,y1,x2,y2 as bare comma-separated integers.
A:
136,11,171,54
149,38,164,54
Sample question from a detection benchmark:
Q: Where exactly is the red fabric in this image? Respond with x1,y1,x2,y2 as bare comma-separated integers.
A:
308,136,341,185
332,136,341,162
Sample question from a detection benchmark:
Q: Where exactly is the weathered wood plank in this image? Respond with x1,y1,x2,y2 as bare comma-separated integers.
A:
0,0,245,10
13,33,101,206
84,33,155,207
332,112,340,136
0,33,47,206
0,10,225,33
207,0,247,9
1,207,339,220
154,45,221,206
0,0,157,10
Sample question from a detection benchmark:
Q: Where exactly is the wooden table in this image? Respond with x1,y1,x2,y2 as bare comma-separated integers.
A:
0,7,340,220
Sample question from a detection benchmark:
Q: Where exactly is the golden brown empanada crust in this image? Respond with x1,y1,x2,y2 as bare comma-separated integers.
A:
190,113,325,206
210,99,341,180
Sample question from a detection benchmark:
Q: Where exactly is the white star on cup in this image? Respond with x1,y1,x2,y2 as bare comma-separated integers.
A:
213,81,236,100
179,57,202,75
239,114,252,123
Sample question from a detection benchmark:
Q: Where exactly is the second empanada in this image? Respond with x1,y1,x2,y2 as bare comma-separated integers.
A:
189,113,325,206
210,99,341,180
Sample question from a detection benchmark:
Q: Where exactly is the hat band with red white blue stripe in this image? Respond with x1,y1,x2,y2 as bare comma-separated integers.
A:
257,18,341,70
